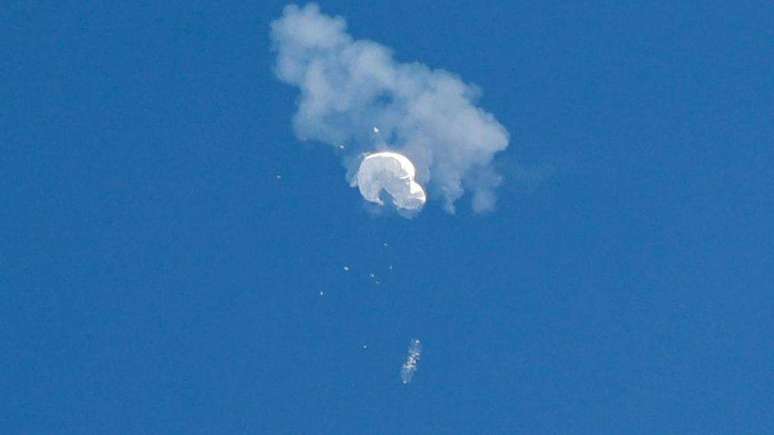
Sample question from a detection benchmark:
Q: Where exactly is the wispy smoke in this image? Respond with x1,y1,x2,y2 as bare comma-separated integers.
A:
400,338,422,384
270,4,510,213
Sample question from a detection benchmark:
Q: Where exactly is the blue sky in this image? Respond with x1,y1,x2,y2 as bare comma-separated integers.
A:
2,1,773,433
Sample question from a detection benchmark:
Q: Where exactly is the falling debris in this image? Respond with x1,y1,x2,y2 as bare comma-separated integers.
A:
275,174,282,180
401,338,422,384
362,345,368,350
319,290,325,296
373,127,380,133
383,242,389,247
343,266,350,271
369,273,375,278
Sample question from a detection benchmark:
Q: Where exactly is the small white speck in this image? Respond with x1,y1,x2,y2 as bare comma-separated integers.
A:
369,273,375,278
383,242,389,247
388,265,393,270
338,144,345,150
362,345,368,349
343,266,350,271
373,127,379,133
319,291,325,296
275,175,282,180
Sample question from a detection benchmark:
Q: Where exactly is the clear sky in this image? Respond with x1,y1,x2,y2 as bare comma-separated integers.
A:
2,1,773,434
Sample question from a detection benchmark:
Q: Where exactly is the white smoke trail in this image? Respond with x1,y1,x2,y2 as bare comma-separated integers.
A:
400,338,422,384
270,4,510,213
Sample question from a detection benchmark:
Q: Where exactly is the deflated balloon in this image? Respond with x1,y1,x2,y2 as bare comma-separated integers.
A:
354,152,426,210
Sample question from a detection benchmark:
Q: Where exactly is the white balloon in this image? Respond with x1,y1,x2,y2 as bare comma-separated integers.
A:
354,152,426,210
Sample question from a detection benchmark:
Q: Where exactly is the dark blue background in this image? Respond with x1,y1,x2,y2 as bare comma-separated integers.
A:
2,1,772,433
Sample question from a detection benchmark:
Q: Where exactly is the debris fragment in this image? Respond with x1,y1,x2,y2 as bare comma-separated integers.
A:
401,338,422,384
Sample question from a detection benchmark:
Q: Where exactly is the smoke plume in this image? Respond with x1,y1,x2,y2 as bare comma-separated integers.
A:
270,3,509,213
